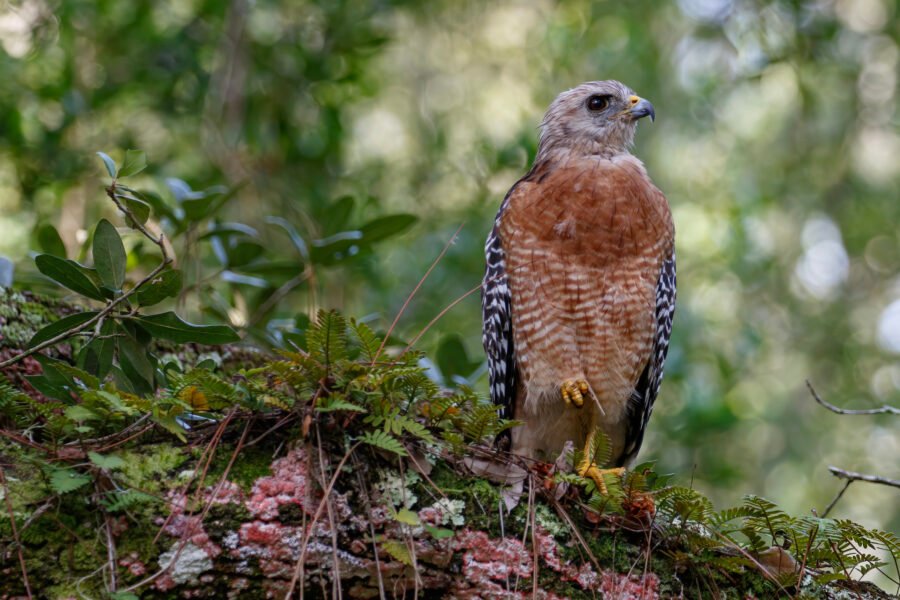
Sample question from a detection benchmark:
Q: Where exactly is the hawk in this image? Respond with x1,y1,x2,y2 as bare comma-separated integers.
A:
481,81,675,488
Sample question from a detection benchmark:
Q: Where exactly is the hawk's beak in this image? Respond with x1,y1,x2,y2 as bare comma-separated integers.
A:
627,95,655,122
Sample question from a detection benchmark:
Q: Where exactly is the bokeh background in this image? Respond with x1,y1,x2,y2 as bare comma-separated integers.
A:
1,0,898,545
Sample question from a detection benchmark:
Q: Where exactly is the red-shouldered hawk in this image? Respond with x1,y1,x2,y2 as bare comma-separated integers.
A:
482,81,675,486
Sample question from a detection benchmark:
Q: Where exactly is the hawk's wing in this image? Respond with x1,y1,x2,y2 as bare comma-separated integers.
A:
619,249,676,466
482,203,517,427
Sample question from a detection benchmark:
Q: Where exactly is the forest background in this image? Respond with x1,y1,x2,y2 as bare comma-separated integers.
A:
0,0,897,550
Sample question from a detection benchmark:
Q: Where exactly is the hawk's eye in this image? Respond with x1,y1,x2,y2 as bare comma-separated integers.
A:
587,95,611,111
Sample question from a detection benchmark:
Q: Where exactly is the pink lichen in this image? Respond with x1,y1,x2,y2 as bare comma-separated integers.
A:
246,447,318,521
453,529,533,581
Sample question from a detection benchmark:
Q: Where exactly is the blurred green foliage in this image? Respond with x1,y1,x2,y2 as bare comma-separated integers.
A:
0,0,897,551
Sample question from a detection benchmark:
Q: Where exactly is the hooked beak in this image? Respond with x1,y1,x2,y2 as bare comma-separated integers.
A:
627,95,656,122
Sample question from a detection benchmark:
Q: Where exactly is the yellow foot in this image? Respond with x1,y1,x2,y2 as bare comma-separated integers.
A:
576,462,625,495
561,379,590,408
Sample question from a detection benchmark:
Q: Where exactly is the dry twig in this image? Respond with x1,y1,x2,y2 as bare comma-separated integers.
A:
828,466,900,490
807,381,900,416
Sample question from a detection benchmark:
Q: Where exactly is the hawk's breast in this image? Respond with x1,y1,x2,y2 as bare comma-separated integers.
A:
498,155,674,421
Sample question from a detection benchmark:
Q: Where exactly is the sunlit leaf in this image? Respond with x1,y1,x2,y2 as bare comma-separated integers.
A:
96,151,117,178
36,224,66,258
118,149,147,178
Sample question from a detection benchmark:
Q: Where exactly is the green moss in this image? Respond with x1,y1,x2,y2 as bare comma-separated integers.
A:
208,442,279,491
0,444,50,512
0,288,65,346
117,443,189,494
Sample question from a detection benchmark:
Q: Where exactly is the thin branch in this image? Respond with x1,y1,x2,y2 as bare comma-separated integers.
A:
402,281,483,353
807,381,900,416
828,466,900,490
372,222,465,365
821,479,853,518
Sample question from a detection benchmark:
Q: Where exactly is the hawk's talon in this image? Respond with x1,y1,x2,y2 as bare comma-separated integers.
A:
561,379,589,408
576,461,625,495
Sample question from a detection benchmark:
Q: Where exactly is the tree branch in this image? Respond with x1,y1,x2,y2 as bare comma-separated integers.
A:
807,381,900,416
828,466,900,490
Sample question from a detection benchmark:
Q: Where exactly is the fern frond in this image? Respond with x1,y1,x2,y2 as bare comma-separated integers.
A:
360,430,407,456
349,319,382,362
307,310,348,365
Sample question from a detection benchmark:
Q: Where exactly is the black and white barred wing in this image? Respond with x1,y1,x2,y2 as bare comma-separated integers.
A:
481,224,517,422
621,250,676,465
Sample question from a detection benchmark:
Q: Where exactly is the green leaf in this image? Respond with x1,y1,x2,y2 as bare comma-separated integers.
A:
52,362,100,390
64,405,99,421
132,189,176,222
137,269,183,306
359,214,417,243
117,334,155,395
36,224,67,258
381,539,412,565
119,194,151,226
322,196,355,234
266,216,310,260
424,525,454,540
394,508,420,526
93,219,127,290
110,592,140,600
96,151,117,178
35,254,105,300
50,469,92,494
78,320,117,379
118,149,147,178
88,451,125,470
135,312,240,344
29,311,99,348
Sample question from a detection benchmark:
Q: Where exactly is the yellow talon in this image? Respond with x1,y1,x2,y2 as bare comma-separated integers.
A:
577,461,625,495
561,379,588,408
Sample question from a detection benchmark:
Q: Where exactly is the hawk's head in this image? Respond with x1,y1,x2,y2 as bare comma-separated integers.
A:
537,80,655,159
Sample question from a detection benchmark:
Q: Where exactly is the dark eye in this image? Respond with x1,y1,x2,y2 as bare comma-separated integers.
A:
587,95,611,111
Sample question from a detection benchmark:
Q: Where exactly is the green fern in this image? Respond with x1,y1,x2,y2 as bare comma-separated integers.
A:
349,318,382,362
316,395,366,413
102,489,158,512
360,430,408,456
307,309,348,365
457,402,517,443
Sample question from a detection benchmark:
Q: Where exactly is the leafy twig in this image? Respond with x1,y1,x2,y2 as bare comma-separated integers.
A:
0,182,172,369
